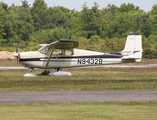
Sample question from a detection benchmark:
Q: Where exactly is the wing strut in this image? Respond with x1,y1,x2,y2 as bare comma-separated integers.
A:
54,49,62,71
46,46,54,67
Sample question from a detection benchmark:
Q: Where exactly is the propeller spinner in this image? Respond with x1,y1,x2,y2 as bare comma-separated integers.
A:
13,43,20,65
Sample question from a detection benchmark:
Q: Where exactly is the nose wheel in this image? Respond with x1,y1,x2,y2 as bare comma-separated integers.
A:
23,68,37,77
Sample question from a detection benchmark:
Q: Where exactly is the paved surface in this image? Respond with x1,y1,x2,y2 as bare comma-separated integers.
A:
0,67,27,70
1,65,157,70
0,90,157,104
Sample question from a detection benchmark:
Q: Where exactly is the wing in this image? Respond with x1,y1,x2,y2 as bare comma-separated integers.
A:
45,40,79,67
47,40,79,49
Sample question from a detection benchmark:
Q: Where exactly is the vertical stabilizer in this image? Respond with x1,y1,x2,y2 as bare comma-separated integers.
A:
122,33,143,62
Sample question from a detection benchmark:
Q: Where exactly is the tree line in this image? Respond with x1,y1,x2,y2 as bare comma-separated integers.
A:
0,0,157,58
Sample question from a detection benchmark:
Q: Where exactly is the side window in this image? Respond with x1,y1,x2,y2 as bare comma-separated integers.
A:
52,49,74,55
65,50,74,55
53,49,64,55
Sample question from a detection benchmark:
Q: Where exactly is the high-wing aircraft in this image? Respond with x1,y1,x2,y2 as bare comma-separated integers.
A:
13,33,143,76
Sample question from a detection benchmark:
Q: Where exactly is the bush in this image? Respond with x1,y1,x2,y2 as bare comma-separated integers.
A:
143,48,157,59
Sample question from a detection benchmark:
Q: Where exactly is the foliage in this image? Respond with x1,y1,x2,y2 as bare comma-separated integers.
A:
29,27,68,44
119,3,141,13
0,4,6,44
31,0,47,31
1,0,157,58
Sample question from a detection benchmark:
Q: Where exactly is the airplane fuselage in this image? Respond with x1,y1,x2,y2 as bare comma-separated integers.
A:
19,49,134,69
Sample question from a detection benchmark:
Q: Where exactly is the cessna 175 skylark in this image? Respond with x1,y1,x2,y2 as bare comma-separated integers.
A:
13,33,143,76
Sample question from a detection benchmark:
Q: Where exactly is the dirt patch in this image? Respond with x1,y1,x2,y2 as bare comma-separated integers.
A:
0,51,16,60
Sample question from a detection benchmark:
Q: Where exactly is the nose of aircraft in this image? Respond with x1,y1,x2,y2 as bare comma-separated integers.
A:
13,53,20,65
13,53,20,58
13,53,18,57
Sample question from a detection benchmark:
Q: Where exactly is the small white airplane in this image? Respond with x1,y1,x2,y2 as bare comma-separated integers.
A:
13,33,143,76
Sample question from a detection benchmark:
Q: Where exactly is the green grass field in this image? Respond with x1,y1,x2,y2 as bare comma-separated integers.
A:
0,68,157,92
0,102,157,120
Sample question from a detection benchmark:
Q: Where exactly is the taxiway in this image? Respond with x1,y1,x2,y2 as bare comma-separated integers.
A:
0,90,156,104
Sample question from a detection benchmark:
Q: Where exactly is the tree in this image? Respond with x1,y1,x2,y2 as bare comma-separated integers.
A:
80,2,103,38
129,14,141,32
3,9,21,43
0,4,6,44
0,2,8,11
57,6,70,13
152,15,157,32
43,7,61,29
88,35,104,45
141,15,153,38
21,0,31,8
43,7,72,29
102,4,118,21
16,7,34,42
151,4,157,15
56,14,72,28
31,0,47,31
29,27,68,44
119,3,140,13
107,13,134,38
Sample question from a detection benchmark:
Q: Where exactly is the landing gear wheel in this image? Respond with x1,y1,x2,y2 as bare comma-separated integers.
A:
23,68,37,77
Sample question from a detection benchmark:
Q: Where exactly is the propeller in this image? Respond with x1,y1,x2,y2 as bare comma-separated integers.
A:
16,43,19,65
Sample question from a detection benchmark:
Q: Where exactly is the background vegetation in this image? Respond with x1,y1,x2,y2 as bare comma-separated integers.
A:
0,0,157,58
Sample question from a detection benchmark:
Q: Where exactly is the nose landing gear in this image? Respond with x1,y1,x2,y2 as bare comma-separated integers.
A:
23,68,37,77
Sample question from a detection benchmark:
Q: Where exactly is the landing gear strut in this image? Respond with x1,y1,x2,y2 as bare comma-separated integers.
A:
56,68,62,72
30,69,33,73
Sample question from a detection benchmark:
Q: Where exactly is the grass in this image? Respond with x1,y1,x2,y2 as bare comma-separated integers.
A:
0,59,21,67
0,68,157,92
0,102,157,120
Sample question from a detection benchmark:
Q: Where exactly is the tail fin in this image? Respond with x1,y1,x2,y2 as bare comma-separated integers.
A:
121,33,143,62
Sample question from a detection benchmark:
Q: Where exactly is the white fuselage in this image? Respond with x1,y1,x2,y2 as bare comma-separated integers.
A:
19,49,134,69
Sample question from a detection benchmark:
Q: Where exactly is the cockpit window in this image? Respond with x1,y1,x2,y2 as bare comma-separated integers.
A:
39,46,49,54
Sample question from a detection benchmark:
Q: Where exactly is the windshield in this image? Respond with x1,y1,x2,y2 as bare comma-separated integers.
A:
38,46,49,54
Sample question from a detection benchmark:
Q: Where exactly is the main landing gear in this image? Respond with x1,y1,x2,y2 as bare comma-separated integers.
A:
49,67,71,76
